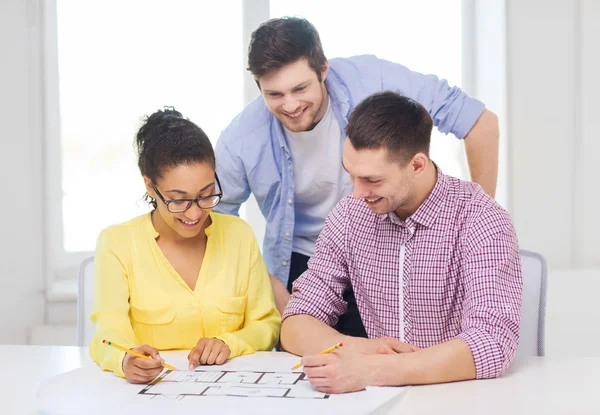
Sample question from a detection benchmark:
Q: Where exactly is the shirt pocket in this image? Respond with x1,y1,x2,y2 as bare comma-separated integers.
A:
130,303,177,347
215,296,247,334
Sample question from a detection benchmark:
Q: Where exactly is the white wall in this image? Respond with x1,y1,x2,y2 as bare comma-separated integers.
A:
579,0,600,266
1,0,598,347
465,0,509,210
507,0,600,357
239,0,269,248
0,0,46,344
507,0,600,270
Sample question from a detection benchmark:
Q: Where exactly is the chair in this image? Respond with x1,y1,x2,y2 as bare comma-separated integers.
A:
76,256,95,347
516,249,548,357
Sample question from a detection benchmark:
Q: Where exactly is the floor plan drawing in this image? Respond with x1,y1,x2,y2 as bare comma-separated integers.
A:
38,352,410,414
139,370,330,400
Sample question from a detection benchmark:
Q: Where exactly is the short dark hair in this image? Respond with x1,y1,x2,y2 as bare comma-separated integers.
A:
135,107,215,208
346,92,432,164
247,17,327,82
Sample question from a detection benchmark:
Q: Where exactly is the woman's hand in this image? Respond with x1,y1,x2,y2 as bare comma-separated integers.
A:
122,344,164,384
187,338,231,369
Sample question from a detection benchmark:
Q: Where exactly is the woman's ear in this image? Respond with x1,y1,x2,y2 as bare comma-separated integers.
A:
143,176,154,197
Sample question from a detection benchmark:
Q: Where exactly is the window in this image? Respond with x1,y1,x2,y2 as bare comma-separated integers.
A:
55,0,243,254
270,0,467,178
46,1,474,284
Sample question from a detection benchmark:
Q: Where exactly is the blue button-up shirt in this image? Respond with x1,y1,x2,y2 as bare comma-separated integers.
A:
215,55,485,285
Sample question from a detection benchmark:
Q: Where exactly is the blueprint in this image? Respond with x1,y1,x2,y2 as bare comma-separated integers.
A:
139,369,328,400
37,351,409,414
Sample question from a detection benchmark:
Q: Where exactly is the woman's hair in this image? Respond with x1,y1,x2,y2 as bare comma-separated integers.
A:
135,107,215,208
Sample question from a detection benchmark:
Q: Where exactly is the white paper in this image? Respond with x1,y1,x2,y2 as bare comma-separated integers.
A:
140,369,329,400
37,351,408,415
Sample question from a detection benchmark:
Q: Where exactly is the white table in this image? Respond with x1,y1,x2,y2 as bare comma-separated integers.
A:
3,345,600,414
2,345,93,415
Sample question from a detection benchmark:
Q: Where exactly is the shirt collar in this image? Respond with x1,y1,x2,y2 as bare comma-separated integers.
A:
283,96,332,139
145,212,159,238
378,164,448,229
145,211,216,238
325,71,350,119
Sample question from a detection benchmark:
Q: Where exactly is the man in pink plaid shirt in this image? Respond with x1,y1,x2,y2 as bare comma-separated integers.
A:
281,91,522,394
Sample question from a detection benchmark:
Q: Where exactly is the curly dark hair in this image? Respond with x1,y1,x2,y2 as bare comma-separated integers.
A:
135,107,215,208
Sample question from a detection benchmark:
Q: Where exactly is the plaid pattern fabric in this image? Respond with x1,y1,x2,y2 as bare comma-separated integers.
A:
283,168,522,379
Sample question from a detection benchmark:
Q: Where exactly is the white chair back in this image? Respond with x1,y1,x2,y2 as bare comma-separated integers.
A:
76,256,95,347
516,249,547,357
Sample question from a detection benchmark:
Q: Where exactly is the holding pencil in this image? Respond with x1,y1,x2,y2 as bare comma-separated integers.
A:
102,340,176,371
291,342,343,370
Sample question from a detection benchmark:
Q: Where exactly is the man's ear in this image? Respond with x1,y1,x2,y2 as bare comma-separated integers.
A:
411,153,429,176
320,60,330,82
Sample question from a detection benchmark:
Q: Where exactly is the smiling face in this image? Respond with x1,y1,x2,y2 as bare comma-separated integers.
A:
343,138,426,218
258,58,329,132
144,162,218,240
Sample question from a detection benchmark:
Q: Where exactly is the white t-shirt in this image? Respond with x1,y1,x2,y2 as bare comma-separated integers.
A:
284,97,353,257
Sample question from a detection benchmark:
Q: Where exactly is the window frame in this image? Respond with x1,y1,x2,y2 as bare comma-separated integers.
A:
41,0,495,293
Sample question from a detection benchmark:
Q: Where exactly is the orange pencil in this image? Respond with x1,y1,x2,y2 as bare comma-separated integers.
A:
102,339,176,370
291,342,343,370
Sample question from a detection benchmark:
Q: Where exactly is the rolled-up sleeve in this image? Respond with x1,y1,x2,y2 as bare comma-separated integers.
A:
378,57,485,139
457,227,523,379
282,199,352,326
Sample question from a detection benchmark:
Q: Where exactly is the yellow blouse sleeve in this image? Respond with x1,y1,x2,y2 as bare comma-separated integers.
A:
89,228,137,378
215,236,281,357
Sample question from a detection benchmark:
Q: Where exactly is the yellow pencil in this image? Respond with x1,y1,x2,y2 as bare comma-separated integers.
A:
102,339,176,370
291,342,343,370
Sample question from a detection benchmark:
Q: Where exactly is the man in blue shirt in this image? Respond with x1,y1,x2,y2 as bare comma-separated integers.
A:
215,17,499,336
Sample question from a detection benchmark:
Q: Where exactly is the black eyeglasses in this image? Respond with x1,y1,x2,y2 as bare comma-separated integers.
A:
151,174,223,213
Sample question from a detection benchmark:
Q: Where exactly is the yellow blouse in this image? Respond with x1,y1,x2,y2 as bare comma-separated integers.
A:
89,212,280,377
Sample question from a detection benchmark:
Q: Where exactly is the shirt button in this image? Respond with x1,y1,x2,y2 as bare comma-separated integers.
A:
288,165,293,171
287,199,292,204
282,261,288,266
285,232,290,237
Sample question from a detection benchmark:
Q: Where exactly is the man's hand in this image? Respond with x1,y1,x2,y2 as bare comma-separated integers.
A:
302,351,377,394
188,338,231,369
269,274,290,315
122,344,164,384
347,336,420,355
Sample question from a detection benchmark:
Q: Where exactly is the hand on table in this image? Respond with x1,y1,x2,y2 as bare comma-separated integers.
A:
122,344,164,384
300,337,419,394
188,338,231,369
302,351,376,394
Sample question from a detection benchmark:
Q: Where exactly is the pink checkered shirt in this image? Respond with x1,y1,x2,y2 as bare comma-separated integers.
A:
283,168,522,379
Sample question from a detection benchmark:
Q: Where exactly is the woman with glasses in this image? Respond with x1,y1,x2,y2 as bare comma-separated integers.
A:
89,108,280,384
